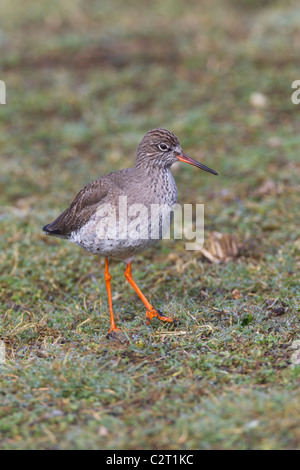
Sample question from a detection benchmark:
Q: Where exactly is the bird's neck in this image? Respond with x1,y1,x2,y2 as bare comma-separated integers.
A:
133,163,177,205
134,160,172,179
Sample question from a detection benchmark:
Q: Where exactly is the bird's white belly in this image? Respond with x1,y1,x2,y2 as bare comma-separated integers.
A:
70,201,174,260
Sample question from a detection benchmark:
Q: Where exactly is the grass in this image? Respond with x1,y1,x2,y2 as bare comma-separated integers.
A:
0,0,299,450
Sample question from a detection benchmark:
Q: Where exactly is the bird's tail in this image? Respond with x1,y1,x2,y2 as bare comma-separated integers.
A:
42,223,61,235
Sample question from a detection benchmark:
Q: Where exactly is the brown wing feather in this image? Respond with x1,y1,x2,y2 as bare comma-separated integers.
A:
43,177,111,237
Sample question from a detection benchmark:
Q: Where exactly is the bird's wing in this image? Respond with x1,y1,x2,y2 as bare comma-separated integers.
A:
43,176,114,237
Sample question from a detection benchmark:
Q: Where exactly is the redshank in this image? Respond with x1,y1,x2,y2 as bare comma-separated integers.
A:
43,128,218,336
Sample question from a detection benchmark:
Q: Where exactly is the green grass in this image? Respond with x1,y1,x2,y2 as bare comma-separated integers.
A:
0,0,299,450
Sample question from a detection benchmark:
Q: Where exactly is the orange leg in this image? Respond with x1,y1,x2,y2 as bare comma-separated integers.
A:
124,261,174,325
104,257,119,333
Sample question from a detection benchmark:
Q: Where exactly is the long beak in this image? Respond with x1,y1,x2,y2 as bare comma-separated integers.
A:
178,153,218,175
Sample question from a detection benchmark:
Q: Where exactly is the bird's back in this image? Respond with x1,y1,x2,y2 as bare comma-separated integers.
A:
43,167,134,238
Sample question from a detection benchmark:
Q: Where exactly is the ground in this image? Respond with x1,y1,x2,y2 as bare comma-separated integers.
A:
0,0,299,450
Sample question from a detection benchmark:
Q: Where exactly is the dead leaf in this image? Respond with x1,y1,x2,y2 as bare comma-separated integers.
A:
199,231,242,263
232,289,242,299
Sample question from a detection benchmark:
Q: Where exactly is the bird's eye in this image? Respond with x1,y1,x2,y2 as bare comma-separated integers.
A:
158,143,169,152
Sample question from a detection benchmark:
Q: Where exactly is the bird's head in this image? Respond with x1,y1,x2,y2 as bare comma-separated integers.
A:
135,128,218,175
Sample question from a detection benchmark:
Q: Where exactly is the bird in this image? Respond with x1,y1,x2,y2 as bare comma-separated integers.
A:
43,128,218,337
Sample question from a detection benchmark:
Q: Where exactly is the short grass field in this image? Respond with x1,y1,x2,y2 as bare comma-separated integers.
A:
0,0,299,450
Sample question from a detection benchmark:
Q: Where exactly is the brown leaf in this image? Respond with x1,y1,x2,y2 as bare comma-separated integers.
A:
199,231,242,264
232,289,242,299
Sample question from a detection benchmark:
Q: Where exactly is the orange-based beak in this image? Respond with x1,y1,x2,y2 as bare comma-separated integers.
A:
178,153,218,175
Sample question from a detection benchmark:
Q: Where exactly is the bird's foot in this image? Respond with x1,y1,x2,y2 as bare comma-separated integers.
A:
107,328,128,343
146,309,179,326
